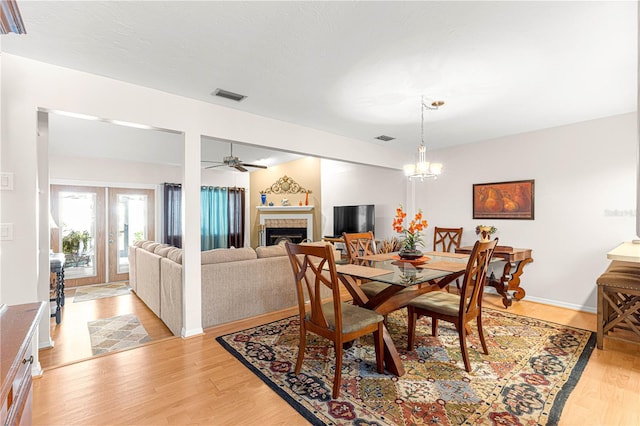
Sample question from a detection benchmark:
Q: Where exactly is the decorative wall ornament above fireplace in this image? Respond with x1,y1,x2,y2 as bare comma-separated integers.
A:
260,175,312,195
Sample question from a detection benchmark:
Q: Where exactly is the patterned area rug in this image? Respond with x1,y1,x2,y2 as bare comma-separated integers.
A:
88,314,151,355
73,282,131,303
217,308,595,425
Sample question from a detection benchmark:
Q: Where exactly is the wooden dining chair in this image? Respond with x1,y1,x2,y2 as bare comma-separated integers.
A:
285,242,384,399
433,227,463,291
407,238,498,372
433,227,463,253
342,231,391,299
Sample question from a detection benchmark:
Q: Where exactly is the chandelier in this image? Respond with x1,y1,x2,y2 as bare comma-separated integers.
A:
403,96,444,180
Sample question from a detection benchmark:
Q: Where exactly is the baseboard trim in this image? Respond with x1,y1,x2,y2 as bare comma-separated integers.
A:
181,327,204,338
524,295,597,314
38,337,54,350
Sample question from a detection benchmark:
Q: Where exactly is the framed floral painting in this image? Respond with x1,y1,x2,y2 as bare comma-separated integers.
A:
473,179,534,220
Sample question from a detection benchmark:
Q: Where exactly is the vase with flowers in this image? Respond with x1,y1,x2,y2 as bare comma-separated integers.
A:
393,205,428,260
475,225,497,242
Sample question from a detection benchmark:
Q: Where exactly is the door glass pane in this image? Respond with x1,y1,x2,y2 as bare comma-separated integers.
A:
59,191,97,279
117,194,149,274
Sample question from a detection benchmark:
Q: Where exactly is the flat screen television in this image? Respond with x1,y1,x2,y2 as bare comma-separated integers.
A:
332,204,375,237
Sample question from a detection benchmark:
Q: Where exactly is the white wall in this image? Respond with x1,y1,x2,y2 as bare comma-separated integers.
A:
320,159,407,241
417,113,637,312
0,54,406,342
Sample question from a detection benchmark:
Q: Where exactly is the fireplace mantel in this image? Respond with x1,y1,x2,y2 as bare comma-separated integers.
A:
257,205,314,212
258,206,314,245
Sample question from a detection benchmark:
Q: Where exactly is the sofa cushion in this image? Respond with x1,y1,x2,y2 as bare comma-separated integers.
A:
143,241,161,252
134,240,147,248
155,246,173,257
256,244,287,258
201,247,257,264
166,247,183,264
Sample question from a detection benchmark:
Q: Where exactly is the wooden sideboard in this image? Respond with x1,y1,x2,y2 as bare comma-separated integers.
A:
1,302,46,426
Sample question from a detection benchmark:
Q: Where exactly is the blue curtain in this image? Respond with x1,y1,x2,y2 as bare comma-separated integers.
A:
201,186,228,250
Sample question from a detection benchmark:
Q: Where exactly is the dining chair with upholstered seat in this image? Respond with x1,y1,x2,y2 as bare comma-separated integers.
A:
407,238,498,372
285,242,384,399
342,231,392,299
433,227,463,253
433,227,463,291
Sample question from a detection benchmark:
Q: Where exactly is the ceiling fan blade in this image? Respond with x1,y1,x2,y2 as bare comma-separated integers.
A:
239,163,268,169
201,160,224,164
204,164,227,169
234,164,248,172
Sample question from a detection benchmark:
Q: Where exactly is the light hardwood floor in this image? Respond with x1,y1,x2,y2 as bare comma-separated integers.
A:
40,282,174,369
34,294,640,425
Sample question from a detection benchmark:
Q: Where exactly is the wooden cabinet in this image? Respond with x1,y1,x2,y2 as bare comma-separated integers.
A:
1,302,45,426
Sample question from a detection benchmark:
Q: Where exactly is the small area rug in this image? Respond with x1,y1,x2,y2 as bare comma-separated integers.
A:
88,313,151,355
216,308,595,425
73,282,131,303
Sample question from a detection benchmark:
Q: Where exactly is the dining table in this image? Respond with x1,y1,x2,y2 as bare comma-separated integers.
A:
334,251,470,377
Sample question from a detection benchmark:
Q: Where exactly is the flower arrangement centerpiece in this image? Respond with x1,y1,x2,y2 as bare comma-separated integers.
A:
392,205,428,260
475,225,497,242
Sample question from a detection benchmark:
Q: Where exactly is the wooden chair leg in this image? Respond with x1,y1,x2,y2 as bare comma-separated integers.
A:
432,318,439,336
333,342,343,399
407,306,416,350
373,327,384,374
458,322,471,372
477,316,489,355
295,327,306,374
597,285,604,349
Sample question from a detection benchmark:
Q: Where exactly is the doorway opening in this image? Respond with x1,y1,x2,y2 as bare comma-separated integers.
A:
51,184,155,288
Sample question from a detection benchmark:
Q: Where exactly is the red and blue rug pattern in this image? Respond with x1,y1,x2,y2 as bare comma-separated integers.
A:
217,308,595,425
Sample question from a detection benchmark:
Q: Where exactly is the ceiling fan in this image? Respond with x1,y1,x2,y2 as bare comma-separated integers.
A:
202,143,267,172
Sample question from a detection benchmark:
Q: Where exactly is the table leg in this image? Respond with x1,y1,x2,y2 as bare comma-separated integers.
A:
381,324,405,376
338,274,406,376
508,258,533,301
59,269,66,306
486,269,512,308
487,258,533,308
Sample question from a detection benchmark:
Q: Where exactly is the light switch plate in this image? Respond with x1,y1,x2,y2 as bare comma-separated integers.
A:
0,173,14,190
0,223,14,240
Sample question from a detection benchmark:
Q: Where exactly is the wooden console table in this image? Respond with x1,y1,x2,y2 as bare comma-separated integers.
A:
456,245,533,308
1,302,46,425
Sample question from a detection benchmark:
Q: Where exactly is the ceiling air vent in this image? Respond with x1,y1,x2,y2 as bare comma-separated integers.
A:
375,135,395,142
212,88,247,102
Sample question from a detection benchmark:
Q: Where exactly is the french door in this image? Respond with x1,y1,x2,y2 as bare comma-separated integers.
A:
51,185,155,287
108,188,155,282
51,185,106,287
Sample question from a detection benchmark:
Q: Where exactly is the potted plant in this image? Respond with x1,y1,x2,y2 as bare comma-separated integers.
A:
475,225,497,242
392,205,428,260
62,229,92,267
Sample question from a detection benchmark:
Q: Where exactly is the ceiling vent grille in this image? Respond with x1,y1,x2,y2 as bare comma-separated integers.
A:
212,88,247,102
375,135,395,142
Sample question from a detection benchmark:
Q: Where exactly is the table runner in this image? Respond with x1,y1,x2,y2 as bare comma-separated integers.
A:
335,263,391,278
358,253,396,261
419,260,467,272
423,250,469,259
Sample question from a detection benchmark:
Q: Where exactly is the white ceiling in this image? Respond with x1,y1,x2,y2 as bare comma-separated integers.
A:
4,1,638,164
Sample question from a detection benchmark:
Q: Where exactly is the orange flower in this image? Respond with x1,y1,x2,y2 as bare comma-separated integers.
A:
392,205,428,251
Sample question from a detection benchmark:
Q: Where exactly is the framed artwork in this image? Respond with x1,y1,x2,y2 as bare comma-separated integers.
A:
473,179,534,220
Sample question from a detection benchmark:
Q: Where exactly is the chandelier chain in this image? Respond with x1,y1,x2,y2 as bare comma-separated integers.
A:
421,96,425,146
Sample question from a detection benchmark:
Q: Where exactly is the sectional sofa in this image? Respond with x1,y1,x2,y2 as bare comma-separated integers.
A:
128,240,336,336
